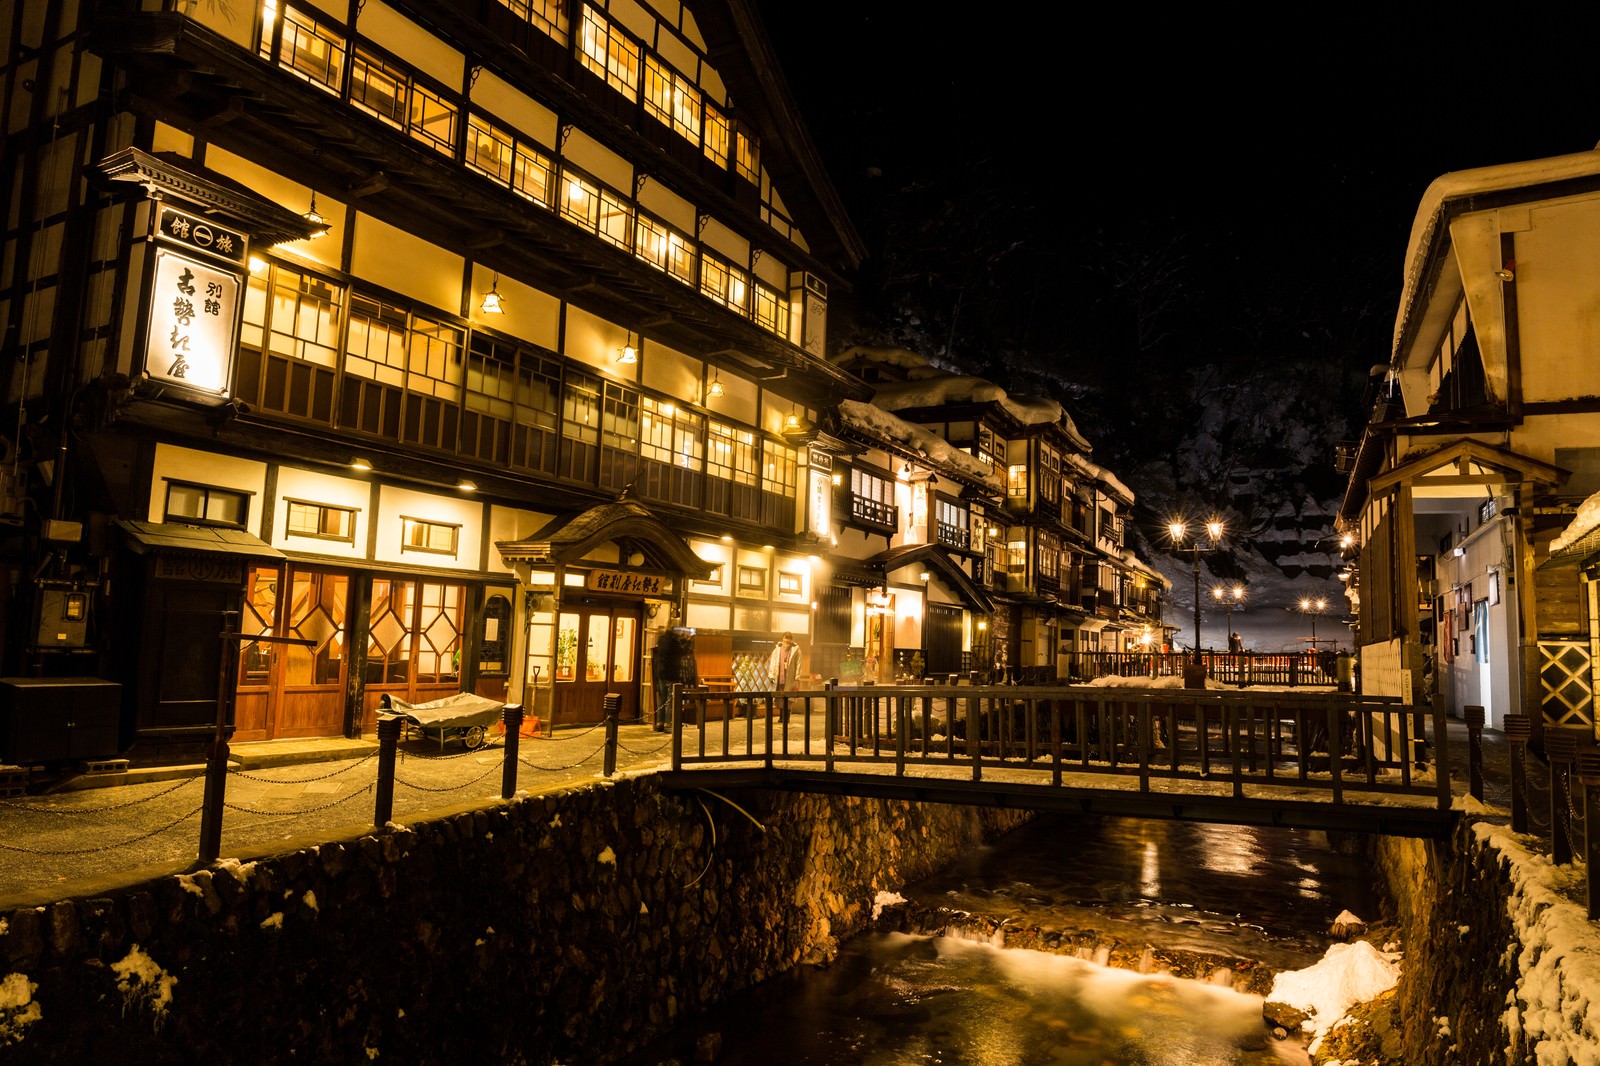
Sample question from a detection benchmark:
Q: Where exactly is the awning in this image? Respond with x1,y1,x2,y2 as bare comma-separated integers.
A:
118,518,285,560
867,543,993,613
496,500,712,578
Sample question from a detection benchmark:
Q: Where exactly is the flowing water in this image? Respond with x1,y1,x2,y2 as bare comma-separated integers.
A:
616,813,1383,1066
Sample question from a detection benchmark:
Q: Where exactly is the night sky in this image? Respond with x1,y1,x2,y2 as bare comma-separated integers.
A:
752,3,1600,510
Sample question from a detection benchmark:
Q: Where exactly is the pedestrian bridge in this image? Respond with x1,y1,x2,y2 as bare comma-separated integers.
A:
655,683,1461,839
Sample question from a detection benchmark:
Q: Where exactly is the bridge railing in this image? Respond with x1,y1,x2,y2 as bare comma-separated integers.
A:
667,683,1449,810
1062,651,1338,687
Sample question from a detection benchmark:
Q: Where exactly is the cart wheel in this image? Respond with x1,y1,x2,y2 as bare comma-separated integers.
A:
463,724,487,750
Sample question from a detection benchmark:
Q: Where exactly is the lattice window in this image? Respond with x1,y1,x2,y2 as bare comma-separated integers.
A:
1540,639,1594,729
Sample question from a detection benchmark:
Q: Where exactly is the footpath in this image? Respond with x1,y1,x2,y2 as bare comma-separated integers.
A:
0,720,677,907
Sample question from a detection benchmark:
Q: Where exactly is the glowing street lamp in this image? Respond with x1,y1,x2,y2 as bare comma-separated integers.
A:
1297,596,1328,648
1212,584,1244,649
1169,518,1225,666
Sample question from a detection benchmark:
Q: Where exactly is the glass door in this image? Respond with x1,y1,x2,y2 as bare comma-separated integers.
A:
553,602,641,723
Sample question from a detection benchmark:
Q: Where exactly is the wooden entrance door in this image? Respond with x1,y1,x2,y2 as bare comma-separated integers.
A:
234,564,349,741
553,602,641,724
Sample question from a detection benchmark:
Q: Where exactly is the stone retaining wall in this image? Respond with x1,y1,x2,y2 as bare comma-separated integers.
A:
0,776,1029,1063
1374,813,1599,1065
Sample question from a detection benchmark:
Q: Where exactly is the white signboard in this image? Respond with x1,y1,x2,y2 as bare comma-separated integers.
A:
144,247,240,395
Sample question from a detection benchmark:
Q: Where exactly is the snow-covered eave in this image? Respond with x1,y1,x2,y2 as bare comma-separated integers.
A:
1066,452,1134,505
1392,148,1600,365
836,399,1006,493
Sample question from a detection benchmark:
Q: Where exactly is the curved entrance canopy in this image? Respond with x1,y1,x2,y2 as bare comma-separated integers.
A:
496,501,714,578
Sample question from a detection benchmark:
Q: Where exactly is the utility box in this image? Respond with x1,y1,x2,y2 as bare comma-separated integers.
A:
33,581,92,649
0,677,122,764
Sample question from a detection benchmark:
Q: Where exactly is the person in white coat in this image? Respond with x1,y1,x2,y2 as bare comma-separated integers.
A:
768,632,802,689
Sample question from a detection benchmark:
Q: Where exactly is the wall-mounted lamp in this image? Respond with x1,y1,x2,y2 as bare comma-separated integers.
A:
1494,267,1515,282
706,371,725,399
919,571,930,582
900,462,913,476
457,479,477,492
350,457,373,472
784,406,801,429
831,473,842,486
617,331,638,364
481,272,505,314
248,256,268,274
302,193,329,238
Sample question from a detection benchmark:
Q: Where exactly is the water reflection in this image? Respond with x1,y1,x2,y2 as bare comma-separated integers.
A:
617,816,1371,1065
622,932,1308,1066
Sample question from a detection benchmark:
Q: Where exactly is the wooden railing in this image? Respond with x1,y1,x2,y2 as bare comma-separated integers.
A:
667,683,1450,812
1062,651,1345,688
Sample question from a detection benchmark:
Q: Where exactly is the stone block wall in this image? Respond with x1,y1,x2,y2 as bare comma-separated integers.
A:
1374,815,1600,1065
0,777,1029,1063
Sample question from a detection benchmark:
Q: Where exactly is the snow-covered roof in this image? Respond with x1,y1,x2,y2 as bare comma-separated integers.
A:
1065,452,1134,505
836,399,1005,491
837,345,1087,446
1550,489,1600,555
1394,147,1600,362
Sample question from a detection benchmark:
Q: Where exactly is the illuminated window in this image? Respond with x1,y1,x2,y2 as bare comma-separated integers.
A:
641,397,704,471
734,126,759,183
778,572,802,595
165,481,250,528
400,516,459,555
266,4,345,94
634,213,695,284
703,103,730,168
763,438,797,499
978,424,1005,469
285,500,356,542
752,282,788,337
1007,464,1028,497
578,6,640,98
693,565,724,590
849,467,896,527
1006,539,1027,572
707,420,757,487
492,0,568,43
737,565,767,594
349,48,457,159
700,254,749,314
469,114,556,207
643,56,702,141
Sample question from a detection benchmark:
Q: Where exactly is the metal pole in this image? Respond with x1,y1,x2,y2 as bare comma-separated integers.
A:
1548,729,1577,866
1191,549,1201,664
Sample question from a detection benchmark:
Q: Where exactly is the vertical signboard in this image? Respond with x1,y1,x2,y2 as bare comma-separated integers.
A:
142,206,248,397
807,447,833,538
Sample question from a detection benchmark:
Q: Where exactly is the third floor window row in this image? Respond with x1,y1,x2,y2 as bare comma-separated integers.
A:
234,259,798,524
257,3,790,343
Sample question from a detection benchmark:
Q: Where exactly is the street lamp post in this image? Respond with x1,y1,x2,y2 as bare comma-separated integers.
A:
1297,596,1328,648
1212,584,1244,649
1169,518,1224,670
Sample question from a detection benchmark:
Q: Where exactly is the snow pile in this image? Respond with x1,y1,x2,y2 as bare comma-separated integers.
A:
1269,940,1400,1050
110,946,177,1023
1476,823,1600,1061
872,890,908,920
0,972,41,1046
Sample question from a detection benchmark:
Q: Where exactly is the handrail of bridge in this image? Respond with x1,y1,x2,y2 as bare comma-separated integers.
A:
666,682,1451,811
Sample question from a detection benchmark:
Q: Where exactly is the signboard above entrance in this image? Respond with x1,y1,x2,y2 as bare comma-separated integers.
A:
585,569,674,596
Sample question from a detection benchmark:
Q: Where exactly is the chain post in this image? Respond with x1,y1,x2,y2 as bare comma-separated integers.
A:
603,693,620,777
1505,713,1531,833
374,716,401,827
1547,728,1579,866
500,703,524,800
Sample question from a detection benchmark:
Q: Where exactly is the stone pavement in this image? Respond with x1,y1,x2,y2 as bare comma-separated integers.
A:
0,721,678,908
0,715,1517,910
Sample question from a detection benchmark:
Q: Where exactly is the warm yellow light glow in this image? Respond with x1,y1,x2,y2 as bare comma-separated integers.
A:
1206,520,1224,540
302,193,329,238
617,344,637,364
457,479,477,492
480,289,504,314
1168,521,1186,541
350,457,372,472
707,375,724,398
248,256,268,274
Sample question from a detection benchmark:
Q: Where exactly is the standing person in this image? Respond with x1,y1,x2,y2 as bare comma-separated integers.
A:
651,627,698,731
1228,631,1243,654
767,632,802,690
767,632,802,721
